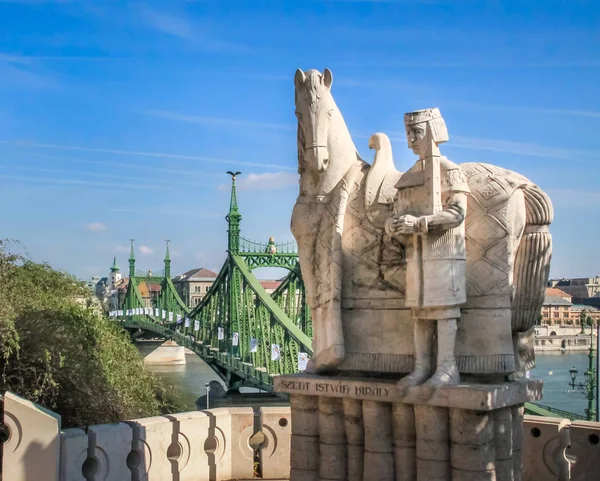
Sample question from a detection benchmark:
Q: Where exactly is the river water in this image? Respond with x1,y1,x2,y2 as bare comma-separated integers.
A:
138,344,594,417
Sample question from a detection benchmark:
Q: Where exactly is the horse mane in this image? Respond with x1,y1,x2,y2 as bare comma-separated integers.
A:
297,122,306,174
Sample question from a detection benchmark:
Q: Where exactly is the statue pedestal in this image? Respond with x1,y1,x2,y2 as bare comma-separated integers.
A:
275,374,542,481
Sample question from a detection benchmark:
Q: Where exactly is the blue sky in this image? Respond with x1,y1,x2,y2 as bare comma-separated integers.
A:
0,0,599,280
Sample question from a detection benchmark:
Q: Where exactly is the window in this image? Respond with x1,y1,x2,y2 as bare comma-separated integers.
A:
553,312,559,318
194,298,200,306
195,286,201,293
206,285,210,292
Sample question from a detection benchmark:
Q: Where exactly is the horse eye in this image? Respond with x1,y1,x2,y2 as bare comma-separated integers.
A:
328,109,334,117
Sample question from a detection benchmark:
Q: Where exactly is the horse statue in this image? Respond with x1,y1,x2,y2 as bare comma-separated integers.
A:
290,68,553,379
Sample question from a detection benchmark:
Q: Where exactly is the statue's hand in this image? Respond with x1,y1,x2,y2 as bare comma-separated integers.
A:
386,214,420,235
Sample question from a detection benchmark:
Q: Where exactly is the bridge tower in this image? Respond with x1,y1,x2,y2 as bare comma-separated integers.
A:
226,171,242,254
109,256,121,290
164,240,171,278
128,239,135,278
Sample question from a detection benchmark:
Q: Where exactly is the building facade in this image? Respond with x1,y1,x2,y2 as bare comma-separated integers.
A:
540,287,600,326
172,268,218,308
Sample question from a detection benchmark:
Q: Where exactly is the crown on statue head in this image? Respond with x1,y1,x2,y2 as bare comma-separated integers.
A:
404,108,442,126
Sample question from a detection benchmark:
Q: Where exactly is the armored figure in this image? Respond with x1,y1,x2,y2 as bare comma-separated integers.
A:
385,108,470,393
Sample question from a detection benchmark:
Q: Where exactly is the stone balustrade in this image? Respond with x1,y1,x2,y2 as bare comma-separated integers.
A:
2,391,599,481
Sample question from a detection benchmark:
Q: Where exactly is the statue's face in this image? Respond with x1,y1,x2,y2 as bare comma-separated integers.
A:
405,122,427,156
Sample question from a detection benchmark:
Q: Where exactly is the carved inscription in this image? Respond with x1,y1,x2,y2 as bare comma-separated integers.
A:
279,378,391,400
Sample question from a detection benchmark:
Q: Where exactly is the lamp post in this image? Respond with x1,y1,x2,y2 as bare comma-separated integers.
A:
205,382,211,410
567,328,597,421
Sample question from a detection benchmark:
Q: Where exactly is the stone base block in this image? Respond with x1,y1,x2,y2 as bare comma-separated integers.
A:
276,374,541,481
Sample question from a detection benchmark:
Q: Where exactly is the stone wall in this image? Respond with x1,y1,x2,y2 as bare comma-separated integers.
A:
2,391,599,480
1,392,290,481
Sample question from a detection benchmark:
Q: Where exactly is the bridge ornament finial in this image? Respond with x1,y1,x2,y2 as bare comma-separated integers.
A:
128,239,135,277
226,171,242,254
164,240,171,279
277,68,555,480
265,237,277,255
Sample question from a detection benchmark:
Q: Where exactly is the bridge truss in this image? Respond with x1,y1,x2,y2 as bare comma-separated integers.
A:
115,174,313,391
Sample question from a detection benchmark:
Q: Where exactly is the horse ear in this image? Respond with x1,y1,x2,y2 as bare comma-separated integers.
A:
323,68,333,89
294,69,306,89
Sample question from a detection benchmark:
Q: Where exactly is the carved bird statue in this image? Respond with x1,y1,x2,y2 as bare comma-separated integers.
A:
226,171,242,179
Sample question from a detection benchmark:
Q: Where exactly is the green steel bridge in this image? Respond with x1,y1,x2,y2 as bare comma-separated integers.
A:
113,173,575,418
116,173,312,393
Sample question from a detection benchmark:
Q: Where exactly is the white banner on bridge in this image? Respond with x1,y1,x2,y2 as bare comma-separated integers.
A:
168,312,173,322
145,307,149,315
155,308,159,317
271,344,280,361
298,353,309,372
162,310,166,319
232,332,239,346
250,338,258,353
176,314,182,324
217,327,224,340
194,320,200,331
184,318,190,328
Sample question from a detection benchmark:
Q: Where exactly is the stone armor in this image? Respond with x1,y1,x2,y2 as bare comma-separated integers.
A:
392,157,470,310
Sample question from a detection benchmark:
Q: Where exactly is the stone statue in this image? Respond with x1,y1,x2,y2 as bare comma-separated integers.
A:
291,68,553,380
282,68,554,481
384,109,469,393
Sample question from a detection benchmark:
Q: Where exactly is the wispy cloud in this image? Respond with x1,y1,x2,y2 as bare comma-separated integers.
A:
335,77,415,90
0,162,214,188
315,0,442,3
138,5,194,40
134,5,252,53
0,59,57,89
385,134,600,163
447,102,600,119
146,110,295,131
116,245,129,253
335,60,600,69
0,140,296,171
139,245,153,255
85,222,107,232
6,152,223,179
449,136,600,162
545,189,600,207
109,206,222,219
217,172,299,191
0,53,32,65
0,173,168,190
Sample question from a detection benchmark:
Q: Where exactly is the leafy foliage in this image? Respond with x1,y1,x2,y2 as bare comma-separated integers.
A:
0,240,181,427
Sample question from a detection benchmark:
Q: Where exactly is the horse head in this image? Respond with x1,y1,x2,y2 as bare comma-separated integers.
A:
294,68,336,175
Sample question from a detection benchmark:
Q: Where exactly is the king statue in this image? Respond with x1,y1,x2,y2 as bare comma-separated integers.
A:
385,108,470,393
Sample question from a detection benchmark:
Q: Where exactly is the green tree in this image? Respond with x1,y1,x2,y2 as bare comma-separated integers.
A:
0,240,181,427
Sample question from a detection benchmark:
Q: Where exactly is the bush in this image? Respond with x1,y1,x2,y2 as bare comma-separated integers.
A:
0,240,181,427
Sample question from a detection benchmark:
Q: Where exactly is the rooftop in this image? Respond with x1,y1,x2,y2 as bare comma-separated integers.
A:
546,287,571,299
173,268,219,282
543,295,572,306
